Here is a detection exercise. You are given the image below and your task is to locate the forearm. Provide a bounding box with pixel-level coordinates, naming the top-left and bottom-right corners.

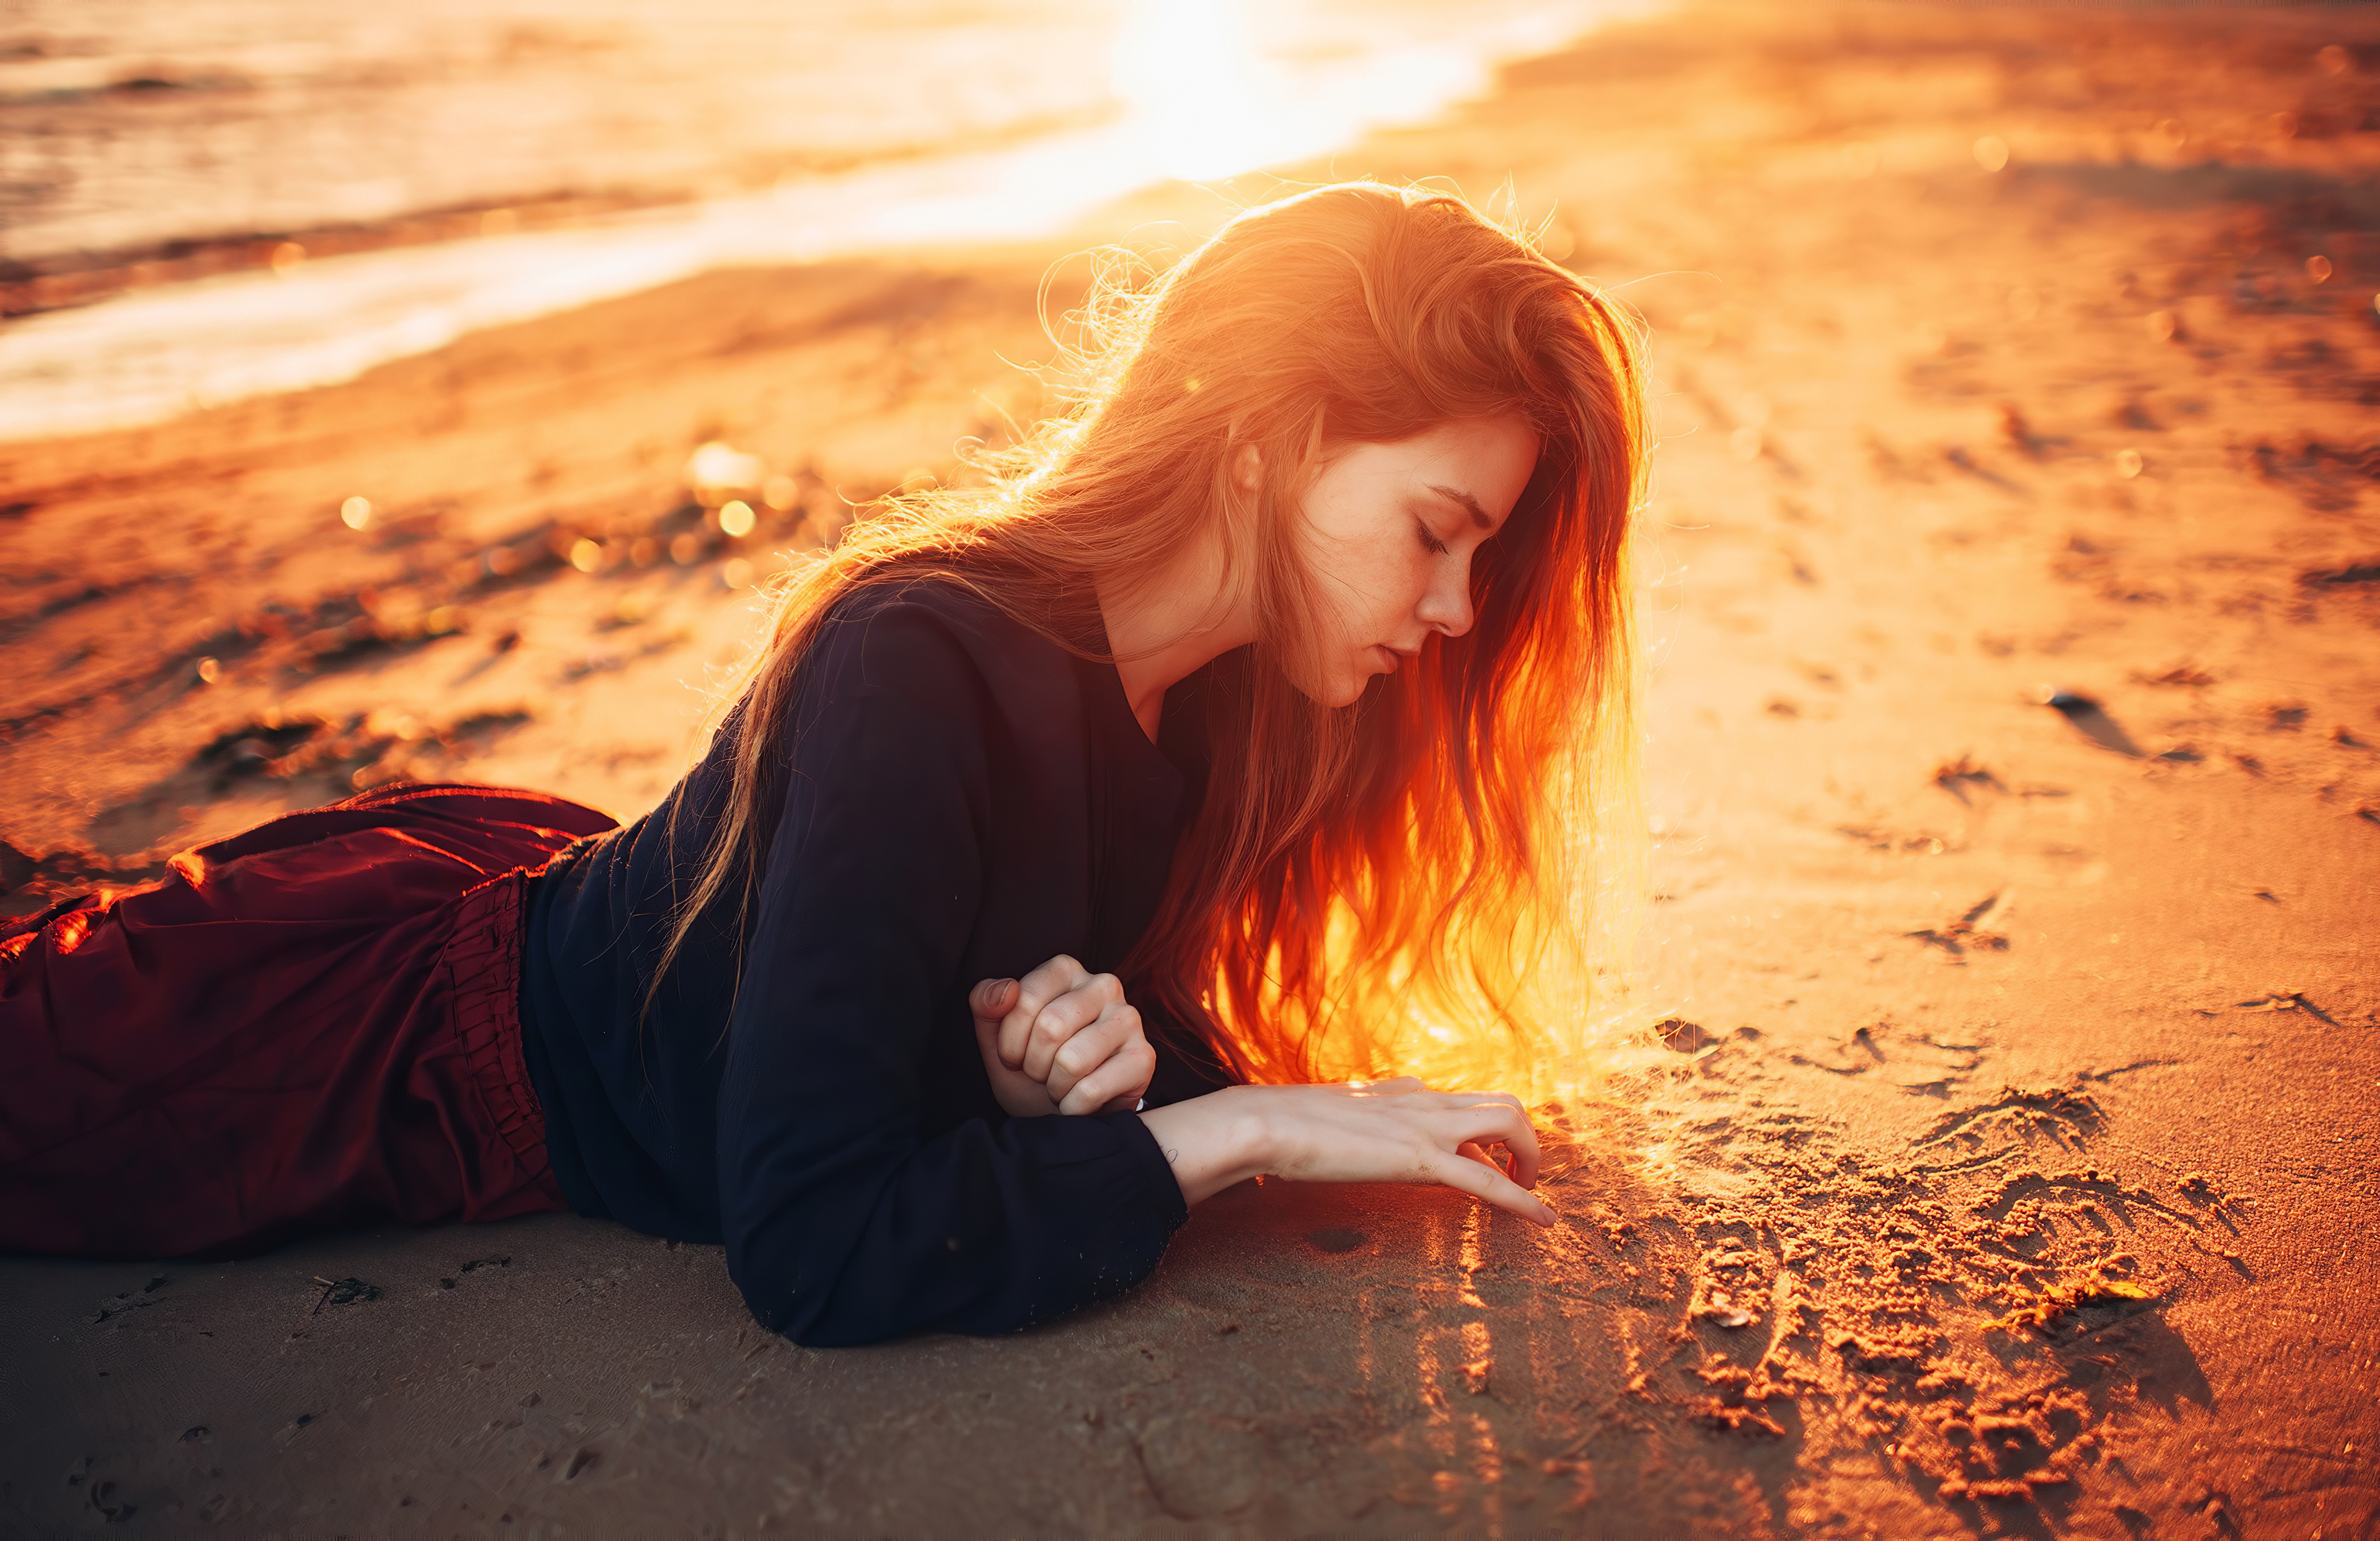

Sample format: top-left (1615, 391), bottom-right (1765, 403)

top-left (725, 1110), bottom-right (1186, 1345)
top-left (1136, 1087), bottom-right (1275, 1205)
top-left (1136, 1079), bottom-right (1558, 1227)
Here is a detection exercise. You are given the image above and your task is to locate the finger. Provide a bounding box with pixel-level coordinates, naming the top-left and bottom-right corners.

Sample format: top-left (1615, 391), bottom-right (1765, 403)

top-left (998, 955), bottom-right (1090, 1069)
top-left (996, 960), bottom-right (1062, 1069)
top-left (1046, 1005), bottom-right (1137, 1105)
top-left (1023, 991), bottom-right (1101, 1084)
top-left (1439, 1102), bottom-right (1543, 1188)
top-left (969, 977), bottom-right (1019, 1034)
top-left (1057, 1037), bottom-right (1156, 1117)
top-left (1456, 1139), bottom-right (1507, 1174)
top-left (971, 981), bottom-right (1017, 1076)
top-left (1058, 1036), bottom-right (1155, 1117)
top-left (1421, 1146), bottom-right (1556, 1227)
top-left (970, 997), bottom-right (1060, 1116)
top-left (1022, 973), bottom-right (1122, 1084)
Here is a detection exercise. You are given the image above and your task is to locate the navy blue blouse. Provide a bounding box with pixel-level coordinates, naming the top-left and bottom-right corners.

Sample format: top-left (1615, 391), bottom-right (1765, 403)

top-left (518, 576), bottom-right (1231, 1346)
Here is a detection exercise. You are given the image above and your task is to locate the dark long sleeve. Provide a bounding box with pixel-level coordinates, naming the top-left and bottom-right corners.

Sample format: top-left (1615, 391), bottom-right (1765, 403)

top-left (522, 579), bottom-right (1223, 1346)
top-left (715, 604), bottom-right (1186, 1344)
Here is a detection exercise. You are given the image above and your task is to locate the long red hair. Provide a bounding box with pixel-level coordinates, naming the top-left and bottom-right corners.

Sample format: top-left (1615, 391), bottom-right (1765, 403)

top-left (659, 182), bottom-right (1650, 1107)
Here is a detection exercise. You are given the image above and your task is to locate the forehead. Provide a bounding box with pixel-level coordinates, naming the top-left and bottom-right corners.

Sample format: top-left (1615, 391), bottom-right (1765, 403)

top-left (1369, 415), bottom-right (1541, 521)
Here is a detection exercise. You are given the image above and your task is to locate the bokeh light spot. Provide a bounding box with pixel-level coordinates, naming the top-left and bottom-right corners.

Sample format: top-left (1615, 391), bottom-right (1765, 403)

top-left (685, 441), bottom-right (764, 502)
top-left (340, 496), bottom-right (372, 530)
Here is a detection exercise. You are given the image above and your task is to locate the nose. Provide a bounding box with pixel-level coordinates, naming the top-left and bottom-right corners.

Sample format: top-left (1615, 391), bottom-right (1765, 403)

top-left (1415, 558), bottom-right (1476, 639)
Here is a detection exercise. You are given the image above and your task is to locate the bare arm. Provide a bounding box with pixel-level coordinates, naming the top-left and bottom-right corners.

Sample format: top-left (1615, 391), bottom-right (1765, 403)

top-left (1136, 1078), bottom-right (1557, 1226)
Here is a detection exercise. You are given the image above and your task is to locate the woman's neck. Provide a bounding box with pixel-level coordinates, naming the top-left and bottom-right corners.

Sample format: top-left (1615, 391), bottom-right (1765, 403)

top-left (1093, 530), bottom-right (1255, 743)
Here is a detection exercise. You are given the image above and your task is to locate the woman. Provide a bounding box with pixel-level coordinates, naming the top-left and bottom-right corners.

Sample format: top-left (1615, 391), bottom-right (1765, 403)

top-left (1, 183), bottom-right (1647, 1346)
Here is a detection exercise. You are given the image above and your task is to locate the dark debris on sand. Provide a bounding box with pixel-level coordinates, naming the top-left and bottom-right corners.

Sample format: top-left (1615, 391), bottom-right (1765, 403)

top-left (310, 1276), bottom-right (382, 1314)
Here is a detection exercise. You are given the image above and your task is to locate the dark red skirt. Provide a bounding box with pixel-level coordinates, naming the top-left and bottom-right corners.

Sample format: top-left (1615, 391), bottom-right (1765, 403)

top-left (0, 783), bottom-right (618, 1260)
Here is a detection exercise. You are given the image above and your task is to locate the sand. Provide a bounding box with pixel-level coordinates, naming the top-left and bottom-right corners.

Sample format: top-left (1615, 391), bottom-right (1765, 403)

top-left (4, 3), bottom-right (2379, 1534)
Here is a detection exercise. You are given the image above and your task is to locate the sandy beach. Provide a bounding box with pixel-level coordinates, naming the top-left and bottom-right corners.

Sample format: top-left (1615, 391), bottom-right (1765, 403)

top-left (4, 2), bottom-right (2378, 1534)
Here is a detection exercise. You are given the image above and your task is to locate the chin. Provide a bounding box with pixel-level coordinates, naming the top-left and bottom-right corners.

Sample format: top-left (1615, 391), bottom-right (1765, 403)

top-left (1279, 644), bottom-right (1381, 710)
top-left (1284, 667), bottom-right (1367, 710)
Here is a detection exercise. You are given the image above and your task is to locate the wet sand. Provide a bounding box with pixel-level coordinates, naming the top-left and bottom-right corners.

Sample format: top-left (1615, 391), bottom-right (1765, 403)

top-left (4, 4), bottom-right (2379, 1534)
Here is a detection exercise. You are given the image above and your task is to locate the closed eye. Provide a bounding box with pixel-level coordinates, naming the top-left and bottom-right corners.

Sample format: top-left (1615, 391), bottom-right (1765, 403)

top-left (1416, 519), bottom-right (1452, 557)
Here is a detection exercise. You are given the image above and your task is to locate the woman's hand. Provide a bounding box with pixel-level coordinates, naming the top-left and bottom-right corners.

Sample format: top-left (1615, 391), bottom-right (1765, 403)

top-left (969, 955), bottom-right (1155, 1118)
top-left (1136, 1079), bottom-right (1555, 1227)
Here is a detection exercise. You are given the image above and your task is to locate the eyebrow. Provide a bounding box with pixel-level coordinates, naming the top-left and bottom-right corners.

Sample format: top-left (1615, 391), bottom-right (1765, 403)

top-left (1426, 483), bottom-right (1494, 530)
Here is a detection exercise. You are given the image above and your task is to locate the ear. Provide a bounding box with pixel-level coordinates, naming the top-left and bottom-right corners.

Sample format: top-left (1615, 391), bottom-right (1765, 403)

top-left (1230, 442), bottom-right (1263, 495)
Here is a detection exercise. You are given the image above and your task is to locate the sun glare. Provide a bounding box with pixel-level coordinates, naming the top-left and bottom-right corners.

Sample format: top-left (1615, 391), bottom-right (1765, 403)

top-left (1111, 0), bottom-right (1281, 180)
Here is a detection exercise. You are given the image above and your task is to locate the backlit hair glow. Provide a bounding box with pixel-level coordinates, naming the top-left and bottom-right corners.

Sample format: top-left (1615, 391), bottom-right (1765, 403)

top-left (658, 182), bottom-right (1652, 1112)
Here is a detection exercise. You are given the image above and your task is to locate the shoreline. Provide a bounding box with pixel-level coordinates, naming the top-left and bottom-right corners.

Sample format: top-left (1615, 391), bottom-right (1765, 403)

top-left (0, 107), bottom-right (1122, 322)
top-left (0, 2), bottom-right (1659, 445)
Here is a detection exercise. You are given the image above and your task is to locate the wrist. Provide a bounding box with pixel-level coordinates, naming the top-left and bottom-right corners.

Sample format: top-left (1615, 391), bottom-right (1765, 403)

top-left (1216, 1084), bottom-right (1277, 1182)
top-left (1137, 1085), bottom-right (1274, 1206)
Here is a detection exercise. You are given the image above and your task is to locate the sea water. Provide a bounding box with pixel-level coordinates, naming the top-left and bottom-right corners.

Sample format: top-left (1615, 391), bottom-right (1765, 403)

top-left (0, 0), bottom-right (1658, 441)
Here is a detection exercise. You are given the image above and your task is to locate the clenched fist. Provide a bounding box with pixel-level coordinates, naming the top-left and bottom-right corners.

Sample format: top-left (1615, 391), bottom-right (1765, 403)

top-left (970, 954), bottom-right (1155, 1118)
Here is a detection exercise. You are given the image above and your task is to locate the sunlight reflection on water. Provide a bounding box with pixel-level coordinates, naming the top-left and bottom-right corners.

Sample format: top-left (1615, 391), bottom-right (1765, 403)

top-left (0, 0), bottom-right (1663, 442)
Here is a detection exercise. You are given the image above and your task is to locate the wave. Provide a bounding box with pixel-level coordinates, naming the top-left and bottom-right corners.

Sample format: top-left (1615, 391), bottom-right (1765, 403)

top-left (0, 0), bottom-right (1664, 443)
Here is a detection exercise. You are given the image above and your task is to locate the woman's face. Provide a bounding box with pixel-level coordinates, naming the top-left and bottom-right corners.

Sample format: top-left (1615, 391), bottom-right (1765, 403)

top-left (1282, 414), bottom-right (1541, 708)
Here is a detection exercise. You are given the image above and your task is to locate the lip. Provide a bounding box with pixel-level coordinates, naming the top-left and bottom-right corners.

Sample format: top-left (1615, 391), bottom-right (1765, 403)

top-left (1372, 645), bottom-right (1399, 673)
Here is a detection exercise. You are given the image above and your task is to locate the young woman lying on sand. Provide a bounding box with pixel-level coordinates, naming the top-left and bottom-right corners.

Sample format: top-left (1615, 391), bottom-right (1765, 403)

top-left (1, 183), bottom-right (1647, 1346)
